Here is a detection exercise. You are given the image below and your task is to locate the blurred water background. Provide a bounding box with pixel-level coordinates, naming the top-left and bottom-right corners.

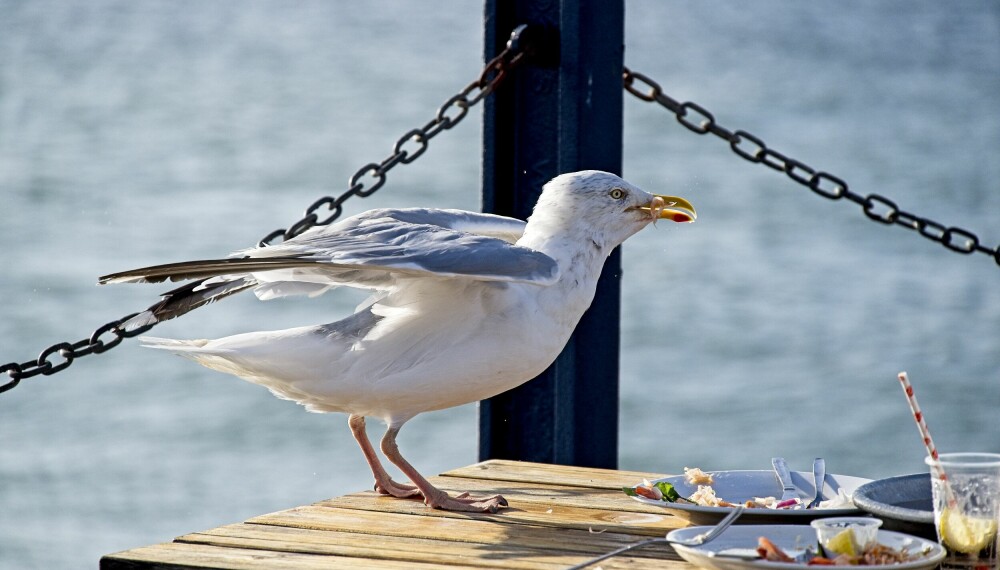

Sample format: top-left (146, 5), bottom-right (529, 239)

top-left (1, 1), bottom-right (998, 568)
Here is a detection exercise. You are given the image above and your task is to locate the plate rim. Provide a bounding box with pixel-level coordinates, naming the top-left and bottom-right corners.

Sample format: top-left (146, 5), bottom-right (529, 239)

top-left (851, 472), bottom-right (933, 524)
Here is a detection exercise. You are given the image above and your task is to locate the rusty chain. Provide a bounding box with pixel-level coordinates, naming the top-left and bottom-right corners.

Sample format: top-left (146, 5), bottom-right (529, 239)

top-left (0, 26), bottom-right (531, 395)
top-left (623, 66), bottom-right (1000, 266)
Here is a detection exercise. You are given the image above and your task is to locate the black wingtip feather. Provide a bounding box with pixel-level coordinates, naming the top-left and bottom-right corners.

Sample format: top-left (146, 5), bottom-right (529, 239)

top-left (126, 277), bottom-right (257, 327)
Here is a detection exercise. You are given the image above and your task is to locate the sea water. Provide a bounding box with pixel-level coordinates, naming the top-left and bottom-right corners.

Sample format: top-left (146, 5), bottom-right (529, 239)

top-left (1, 1), bottom-right (999, 568)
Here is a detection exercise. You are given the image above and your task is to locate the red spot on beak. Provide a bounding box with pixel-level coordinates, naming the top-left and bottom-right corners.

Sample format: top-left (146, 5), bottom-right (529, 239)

top-left (671, 213), bottom-right (692, 223)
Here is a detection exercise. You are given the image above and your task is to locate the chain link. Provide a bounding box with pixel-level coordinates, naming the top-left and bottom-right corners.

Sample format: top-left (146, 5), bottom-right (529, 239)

top-left (0, 315), bottom-right (154, 395)
top-left (1, 26), bottom-right (533, 395)
top-left (623, 66), bottom-right (1000, 267)
top-left (260, 31), bottom-right (528, 246)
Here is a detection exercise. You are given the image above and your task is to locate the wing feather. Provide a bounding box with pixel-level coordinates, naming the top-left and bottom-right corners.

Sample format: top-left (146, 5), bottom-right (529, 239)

top-left (100, 208), bottom-right (557, 327)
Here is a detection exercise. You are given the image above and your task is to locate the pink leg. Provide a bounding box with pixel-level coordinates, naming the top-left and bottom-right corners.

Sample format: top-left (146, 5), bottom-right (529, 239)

top-left (379, 424), bottom-right (508, 513)
top-left (348, 415), bottom-right (421, 499)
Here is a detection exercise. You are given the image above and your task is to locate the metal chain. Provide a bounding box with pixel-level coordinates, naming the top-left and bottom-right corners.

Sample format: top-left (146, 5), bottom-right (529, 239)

top-left (259, 29), bottom-right (529, 246)
top-left (0, 314), bottom-right (156, 395)
top-left (0, 26), bottom-right (532, 396)
top-left (622, 66), bottom-right (1000, 267)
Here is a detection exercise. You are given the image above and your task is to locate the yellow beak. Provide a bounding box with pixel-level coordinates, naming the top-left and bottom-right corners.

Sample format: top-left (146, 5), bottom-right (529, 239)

top-left (642, 195), bottom-right (697, 223)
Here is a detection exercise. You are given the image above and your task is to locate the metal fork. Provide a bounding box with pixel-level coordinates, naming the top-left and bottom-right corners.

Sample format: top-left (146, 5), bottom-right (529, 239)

top-left (807, 458), bottom-right (826, 509)
top-left (565, 505), bottom-right (746, 570)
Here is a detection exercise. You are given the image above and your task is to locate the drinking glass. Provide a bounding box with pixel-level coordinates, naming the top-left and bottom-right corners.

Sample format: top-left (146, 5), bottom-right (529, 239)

top-left (926, 453), bottom-right (1000, 570)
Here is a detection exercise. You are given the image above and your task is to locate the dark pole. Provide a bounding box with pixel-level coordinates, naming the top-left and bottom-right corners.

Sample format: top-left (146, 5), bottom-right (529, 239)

top-left (479, 0), bottom-right (624, 468)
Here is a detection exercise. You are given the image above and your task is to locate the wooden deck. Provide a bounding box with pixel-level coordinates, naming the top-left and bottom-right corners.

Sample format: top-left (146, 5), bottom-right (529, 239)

top-left (101, 459), bottom-right (694, 569)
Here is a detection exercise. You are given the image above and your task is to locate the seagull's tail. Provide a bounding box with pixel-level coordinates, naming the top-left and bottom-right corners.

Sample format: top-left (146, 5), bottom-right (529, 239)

top-left (138, 336), bottom-right (250, 378)
top-left (139, 336), bottom-right (211, 352)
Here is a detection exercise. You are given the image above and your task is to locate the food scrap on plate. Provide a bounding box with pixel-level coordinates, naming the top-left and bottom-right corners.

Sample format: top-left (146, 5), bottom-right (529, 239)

top-left (625, 467), bottom-right (853, 510)
top-left (756, 534), bottom-right (929, 566)
top-left (685, 466), bottom-right (715, 485)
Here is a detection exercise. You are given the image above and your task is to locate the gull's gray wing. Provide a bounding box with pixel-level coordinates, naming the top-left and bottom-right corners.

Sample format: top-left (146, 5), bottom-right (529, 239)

top-left (100, 208), bottom-right (557, 291)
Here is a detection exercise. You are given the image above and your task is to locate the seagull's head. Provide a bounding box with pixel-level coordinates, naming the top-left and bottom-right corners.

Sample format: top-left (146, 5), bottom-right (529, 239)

top-left (528, 170), bottom-right (696, 251)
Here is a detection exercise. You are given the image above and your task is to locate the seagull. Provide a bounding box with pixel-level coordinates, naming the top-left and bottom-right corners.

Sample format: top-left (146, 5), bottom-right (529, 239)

top-left (99, 170), bottom-right (696, 513)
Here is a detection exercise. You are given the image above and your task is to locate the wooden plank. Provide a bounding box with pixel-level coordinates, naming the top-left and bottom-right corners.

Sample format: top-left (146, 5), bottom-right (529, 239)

top-left (106, 523), bottom-right (685, 570)
top-left (443, 459), bottom-right (669, 489)
top-left (176, 524), bottom-right (568, 570)
top-left (176, 523), bottom-right (687, 570)
top-left (249, 505), bottom-right (678, 555)
top-left (317, 491), bottom-right (682, 537)
top-left (319, 479), bottom-right (672, 516)
top-left (178, 523), bottom-right (686, 570)
top-left (100, 541), bottom-right (480, 570)
top-left (433, 474), bottom-right (675, 514)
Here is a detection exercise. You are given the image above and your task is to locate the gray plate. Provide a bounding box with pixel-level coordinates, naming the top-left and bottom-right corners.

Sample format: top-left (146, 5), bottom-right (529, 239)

top-left (668, 524), bottom-right (944, 570)
top-left (630, 470), bottom-right (870, 525)
top-left (851, 473), bottom-right (935, 539)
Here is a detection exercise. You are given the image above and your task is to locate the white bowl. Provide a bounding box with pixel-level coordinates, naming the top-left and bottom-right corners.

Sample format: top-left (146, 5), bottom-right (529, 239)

top-left (811, 516), bottom-right (883, 553)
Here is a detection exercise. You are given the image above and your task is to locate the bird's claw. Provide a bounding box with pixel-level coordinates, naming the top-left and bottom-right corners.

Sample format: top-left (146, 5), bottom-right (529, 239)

top-left (426, 491), bottom-right (508, 513)
top-left (373, 479), bottom-right (422, 499)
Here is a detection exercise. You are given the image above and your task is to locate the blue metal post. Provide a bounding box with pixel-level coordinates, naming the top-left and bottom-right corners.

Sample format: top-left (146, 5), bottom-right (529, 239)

top-left (479, 0), bottom-right (624, 468)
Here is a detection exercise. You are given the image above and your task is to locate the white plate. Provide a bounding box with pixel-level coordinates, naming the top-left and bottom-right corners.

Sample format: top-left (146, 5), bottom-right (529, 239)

top-left (668, 524), bottom-right (945, 570)
top-left (631, 470), bottom-right (871, 524)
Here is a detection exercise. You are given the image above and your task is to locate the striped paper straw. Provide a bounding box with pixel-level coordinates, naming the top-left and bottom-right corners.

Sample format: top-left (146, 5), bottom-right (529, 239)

top-left (897, 371), bottom-right (956, 507)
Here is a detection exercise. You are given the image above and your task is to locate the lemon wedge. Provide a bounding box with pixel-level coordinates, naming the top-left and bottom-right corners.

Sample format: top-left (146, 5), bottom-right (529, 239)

top-left (825, 528), bottom-right (858, 556)
top-left (939, 509), bottom-right (998, 554)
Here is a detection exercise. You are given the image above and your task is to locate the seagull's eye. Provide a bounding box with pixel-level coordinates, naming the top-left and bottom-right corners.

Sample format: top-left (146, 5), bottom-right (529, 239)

top-left (609, 188), bottom-right (626, 200)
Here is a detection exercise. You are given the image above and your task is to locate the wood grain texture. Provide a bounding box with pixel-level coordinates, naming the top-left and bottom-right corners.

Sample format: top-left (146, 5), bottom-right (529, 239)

top-left (441, 459), bottom-right (670, 489)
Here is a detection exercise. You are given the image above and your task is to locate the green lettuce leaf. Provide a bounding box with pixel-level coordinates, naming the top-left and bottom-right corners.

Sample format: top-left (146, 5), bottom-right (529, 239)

top-left (623, 481), bottom-right (684, 502)
top-left (655, 481), bottom-right (682, 502)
